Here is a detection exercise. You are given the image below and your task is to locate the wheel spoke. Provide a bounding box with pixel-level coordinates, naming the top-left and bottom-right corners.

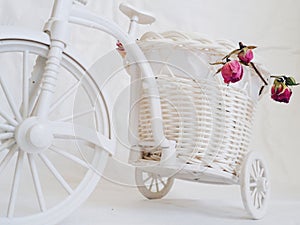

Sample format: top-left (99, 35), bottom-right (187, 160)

top-left (257, 192), bottom-right (262, 208)
top-left (148, 176), bottom-right (154, 191)
top-left (251, 187), bottom-right (257, 197)
top-left (0, 124), bottom-right (15, 132)
top-left (0, 145), bottom-right (18, 175)
top-left (259, 167), bottom-right (264, 177)
top-left (253, 191), bottom-right (258, 208)
top-left (49, 145), bottom-right (89, 169)
top-left (249, 168), bottom-right (256, 180)
top-left (143, 175), bottom-right (152, 184)
top-left (157, 175), bottom-right (166, 186)
top-left (7, 150), bottom-right (25, 217)
top-left (0, 139), bottom-right (16, 152)
top-left (0, 132), bottom-right (14, 141)
top-left (0, 76), bottom-right (23, 122)
top-left (28, 154), bottom-right (47, 212)
top-left (49, 82), bottom-right (80, 114)
top-left (252, 162), bottom-right (258, 178)
top-left (57, 108), bottom-right (95, 122)
top-left (22, 51), bottom-right (30, 118)
top-left (0, 109), bottom-right (18, 126)
top-left (249, 182), bottom-right (256, 187)
top-left (27, 56), bottom-right (46, 116)
top-left (155, 178), bottom-right (159, 192)
top-left (256, 160), bottom-right (261, 177)
top-left (39, 153), bottom-right (73, 194)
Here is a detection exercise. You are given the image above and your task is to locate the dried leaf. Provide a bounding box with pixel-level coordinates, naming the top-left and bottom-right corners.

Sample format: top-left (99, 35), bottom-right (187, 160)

top-left (222, 49), bottom-right (240, 60)
top-left (247, 46), bottom-right (257, 49)
top-left (209, 62), bottom-right (225, 65)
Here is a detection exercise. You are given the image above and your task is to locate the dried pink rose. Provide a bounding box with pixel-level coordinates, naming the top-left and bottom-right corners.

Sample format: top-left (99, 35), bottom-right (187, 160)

top-left (271, 82), bottom-right (292, 103)
top-left (221, 60), bottom-right (244, 84)
top-left (238, 48), bottom-right (254, 64)
top-left (116, 41), bottom-right (126, 58)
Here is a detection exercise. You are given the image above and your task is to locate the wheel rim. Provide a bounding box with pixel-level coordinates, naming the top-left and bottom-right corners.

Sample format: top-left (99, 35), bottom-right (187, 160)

top-left (240, 152), bottom-right (270, 219)
top-left (0, 40), bottom-right (109, 224)
top-left (135, 168), bottom-right (174, 199)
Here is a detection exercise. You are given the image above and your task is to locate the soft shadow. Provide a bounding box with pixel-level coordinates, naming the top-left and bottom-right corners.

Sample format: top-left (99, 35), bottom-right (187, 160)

top-left (138, 198), bottom-right (250, 220)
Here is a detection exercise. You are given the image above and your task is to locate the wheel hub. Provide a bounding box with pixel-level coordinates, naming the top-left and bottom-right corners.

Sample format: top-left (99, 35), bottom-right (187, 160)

top-left (15, 117), bottom-right (53, 153)
top-left (256, 177), bottom-right (267, 193)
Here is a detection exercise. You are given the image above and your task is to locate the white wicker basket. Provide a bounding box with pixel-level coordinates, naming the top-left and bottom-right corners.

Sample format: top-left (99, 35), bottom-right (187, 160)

top-left (134, 31), bottom-right (269, 177)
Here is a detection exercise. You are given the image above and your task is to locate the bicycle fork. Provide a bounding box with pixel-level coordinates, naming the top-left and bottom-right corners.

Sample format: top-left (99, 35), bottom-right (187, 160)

top-left (34, 0), bottom-right (73, 118)
top-left (14, 0), bottom-right (73, 154)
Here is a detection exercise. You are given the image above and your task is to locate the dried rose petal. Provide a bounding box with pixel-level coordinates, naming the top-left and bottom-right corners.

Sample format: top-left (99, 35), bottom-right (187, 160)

top-left (238, 48), bottom-right (254, 64)
top-left (221, 60), bottom-right (244, 84)
top-left (271, 83), bottom-right (292, 103)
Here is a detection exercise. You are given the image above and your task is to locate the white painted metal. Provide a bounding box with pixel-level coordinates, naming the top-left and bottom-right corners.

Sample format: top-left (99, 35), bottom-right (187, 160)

top-left (49, 82), bottom-right (80, 113)
top-left (0, 109), bottom-right (18, 126)
top-left (69, 5), bottom-right (172, 149)
top-left (15, 117), bottom-right (53, 153)
top-left (240, 151), bottom-right (270, 219)
top-left (0, 145), bottom-right (18, 174)
top-left (36, 0), bottom-right (73, 118)
top-left (51, 122), bottom-right (115, 156)
top-left (119, 2), bottom-right (156, 25)
top-left (0, 133), bottom-right (14, 140)
top-left (7, 150), bottom-right (25, 218)
top-left (0, 139), bottom-right (15, 152)
top-left (0, 124), bottom-right (15, 132)
top-left (0, 76), bottom-right (23, 123)
top-left (135, 168), bottom-right (174, 199)
top-left (28, 154), bottom-right (47, 212)
top-left (22, 51), bottom-right (30, 118)
top-left (119, 2), bottom-right (156, 37)
top-left (0, 38), bottom-right (110, 225)
top-left (35, 40), bottom-right (67, 118)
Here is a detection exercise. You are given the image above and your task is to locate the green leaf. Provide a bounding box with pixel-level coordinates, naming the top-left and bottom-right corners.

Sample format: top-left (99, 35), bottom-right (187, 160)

top-left (285, 76), bottom-right (299, 86)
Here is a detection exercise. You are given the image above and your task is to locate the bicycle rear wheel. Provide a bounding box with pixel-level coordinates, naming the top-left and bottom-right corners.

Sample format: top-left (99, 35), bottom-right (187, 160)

top-left (0, 38), bottom-right (110, 225)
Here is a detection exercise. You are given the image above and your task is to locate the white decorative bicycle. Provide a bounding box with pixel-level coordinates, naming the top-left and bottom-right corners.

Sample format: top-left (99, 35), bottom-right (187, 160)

top-left (0, 1), bottom-right (270, 224)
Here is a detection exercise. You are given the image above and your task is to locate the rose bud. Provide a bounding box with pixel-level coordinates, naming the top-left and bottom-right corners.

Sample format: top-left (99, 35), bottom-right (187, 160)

top-left (271, 79), bottom-right (292, 103)
top-left (221, 60), bottom-right (244, 84)
top-left (238, 48), bottom-right (254, 64)
top-left (116, 41), bottom-right (126, 58)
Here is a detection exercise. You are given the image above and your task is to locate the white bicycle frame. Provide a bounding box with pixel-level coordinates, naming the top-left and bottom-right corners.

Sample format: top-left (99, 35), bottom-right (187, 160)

top-left (36, 0), bottom-right (172, 155)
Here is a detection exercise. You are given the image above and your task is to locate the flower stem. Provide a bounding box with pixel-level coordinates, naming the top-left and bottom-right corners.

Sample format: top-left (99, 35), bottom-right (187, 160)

top-left (249, 62), bottom-right (268, 85)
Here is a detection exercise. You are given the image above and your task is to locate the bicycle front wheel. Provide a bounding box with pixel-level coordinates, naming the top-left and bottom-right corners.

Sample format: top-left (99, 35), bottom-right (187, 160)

top-left (0, 38), bottom-right (110, 225)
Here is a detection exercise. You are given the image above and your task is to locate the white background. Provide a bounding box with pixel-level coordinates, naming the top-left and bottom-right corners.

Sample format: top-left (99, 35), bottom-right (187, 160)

top-left (0, 0), bottom-right (300, 224)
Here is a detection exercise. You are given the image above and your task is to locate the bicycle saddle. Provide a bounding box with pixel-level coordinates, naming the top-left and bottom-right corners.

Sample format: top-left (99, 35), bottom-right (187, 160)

top-left (119, 2), bottom-right (156, 25)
